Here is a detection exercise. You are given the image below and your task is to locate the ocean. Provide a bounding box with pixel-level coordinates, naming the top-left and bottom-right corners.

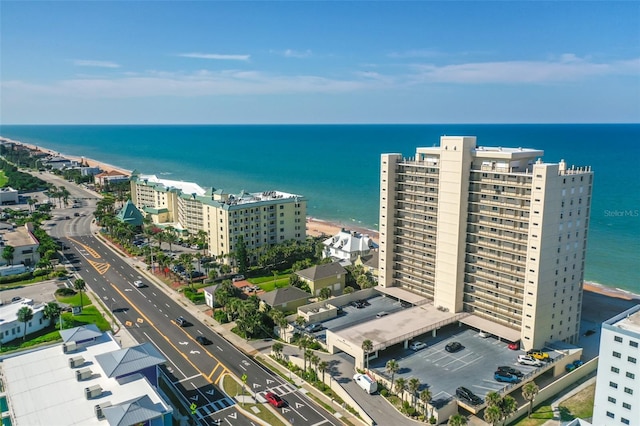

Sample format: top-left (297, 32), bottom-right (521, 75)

top-left (0, 124), bottom-right (638, 294)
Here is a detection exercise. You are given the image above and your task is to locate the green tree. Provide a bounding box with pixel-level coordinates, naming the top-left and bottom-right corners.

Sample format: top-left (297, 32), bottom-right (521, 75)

top-left (43, 301), bottom-right (62, 329)
top-left (395, 377), bottom-right (407, 402)
top-left (385, 359), bottom-right (399, 392)
top-left (362, 339), bottom-right (373, 371)
top-left (343, 286), bottom-right (355, 295)
top-left (318, 360), bottom-right (328, 383)
top-left (2, 245), bottom-right (15, 265)
top-left (17, 306), bottom-right (34, 340)
top-left (448, 414), bottom-right (468, 426)
top-left (319, 287), bottom-right (332, 300)
top-left (234, 235), bottom-right (248, 274)
top-left (484, 405), bottom-right (502, 426)
top-left (271, 342), bottom-right (284, 360)
top-left (419, 388), bottom-right (433, 418)
top-left (522, 381), bottom-right (540, 418)
top-left (74, 278), bottom-right (87, 311)
top-left (297, 335), bottom-right (311, 371)
top-left (500, 396), bottom-right (517, 425)
top-left (408, 377), bottom-right (421, 407)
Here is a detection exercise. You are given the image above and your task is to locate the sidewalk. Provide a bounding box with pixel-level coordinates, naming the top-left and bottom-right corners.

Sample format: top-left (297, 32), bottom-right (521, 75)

top-left (92, 230), bottom-right (366, 426)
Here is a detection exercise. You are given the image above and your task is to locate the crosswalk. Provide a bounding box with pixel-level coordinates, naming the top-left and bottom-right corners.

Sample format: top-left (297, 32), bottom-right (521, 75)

top-left (196, 397), bottom-right (235, 418)
top-left (257, 382), bottom-right (297, 398)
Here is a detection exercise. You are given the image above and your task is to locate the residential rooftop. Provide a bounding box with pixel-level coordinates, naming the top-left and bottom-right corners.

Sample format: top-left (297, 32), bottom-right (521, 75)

top-left (136, 174), bottom-right (207, 196)
top-left (607, 304), bottom-right (640, 334)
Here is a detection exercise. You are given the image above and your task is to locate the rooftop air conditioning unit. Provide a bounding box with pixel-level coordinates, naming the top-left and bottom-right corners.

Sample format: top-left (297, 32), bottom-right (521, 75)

top-left (63, 341), bottom-right (77, 353)
top-left (94, 401), bottom-right (112, 419)
top-left (85, 384), bottom-right (102, 400)
top-left (76, 367), bottom-right (92, 381)
top-left (69, 356), bottom-right (85, 368)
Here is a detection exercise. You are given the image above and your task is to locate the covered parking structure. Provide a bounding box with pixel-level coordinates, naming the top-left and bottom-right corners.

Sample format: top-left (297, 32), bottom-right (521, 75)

top-left (459, 314), bottom-right (522, 344)
top-left (325, 301), bottom-right (470, 369)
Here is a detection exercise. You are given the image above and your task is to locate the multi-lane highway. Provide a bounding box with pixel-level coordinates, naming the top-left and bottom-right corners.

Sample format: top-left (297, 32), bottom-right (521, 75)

top-left (41, 175), bottom-right (339, 426)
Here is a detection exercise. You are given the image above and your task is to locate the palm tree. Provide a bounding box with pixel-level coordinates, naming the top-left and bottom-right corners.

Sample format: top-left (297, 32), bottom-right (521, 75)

top-left (295, 315), bottom-right (306, 331)
top-left (310, 354), bottom-right (320, 376)
top-left (2, 245), bottom-right (15, 265)
top-left (484, 405), bottom-right (502, 426)
top-left (522, 381), bottom-right (540, 418)
top-left (165, 231), bottom-right (178, 253)
top-left (419, 388), bottom-right (433, 419)
top-left (17, 306), bottom-right (34, 340)
top-left (485, 391), bottom-right (502, 408)
top-left (318, 360), bottom-right (328, 383)
top-left (500, 395), bottom-right (517, 425)
top-left (297, 335), bottom-right (310, 371)
top-left (362, 339), bottom-right (373, 371)
top-left (408, 377), bottom-right (420, 407)
top-left (271, 342), bottom-right (284, 360)
top-left (448, 414), bottom-right (468, 426)
top-left (74, 278), bottom-right (86, 311)
top-left (43, 301), bottom-right (62, 329)
top-left (385, 359), bottom-right (399, 392)
top-left (395, 377), bottom-right (407, 403)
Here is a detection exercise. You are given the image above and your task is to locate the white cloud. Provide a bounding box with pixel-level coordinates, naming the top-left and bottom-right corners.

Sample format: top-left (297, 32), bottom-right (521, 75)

top-left (406, 56), bottom-right (640, 84)
top-left (178, 53), bottom-right (250, 61)
top-left (73, 60), bottom-right (120, 68)
top-left (283, 49), bottom-right (312, 58)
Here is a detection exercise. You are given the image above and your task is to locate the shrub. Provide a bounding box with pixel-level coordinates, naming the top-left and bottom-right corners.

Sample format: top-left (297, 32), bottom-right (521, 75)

top-left (33, 269), bottom-right (49, 277)
top-left (213, 310), bottom-right (228, 324)
top-left (0, 271), bottom-right (33, 284)
top-left (55, 288), bottom-right (76, 297)
top-left (380, 389), bottom-right (389, 397)
top-left (429, 416), bottom-right (437, 424)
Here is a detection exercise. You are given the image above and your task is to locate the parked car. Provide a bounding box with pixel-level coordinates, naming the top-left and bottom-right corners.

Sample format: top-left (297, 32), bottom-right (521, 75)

top-left (175, 316), bottom-right (190, 327)
top-left (445, 341), bottom-right (463, 353)
top-left (572, 359), bottom-right (584, 368)
top-left (351, 301), bottom-right (365, 309)
top-left (508, 341), bottom-right (520, 350)
top-left (518, 355), bottom-right (543, 367)
top-left (376, 311), bottom-right (388, 318)
top-left (196, 336), bottom-right (212, 345)
top-left (527, 349), bottom-right (550, 361)
top-left (497, 366), bottom-right (524, 377)
top-left (265, 392), bottom-right (285, 408)
top-left (400, 301), bottom-right (412, 308)
top-left (305, 323), bottom-right (323, 333)
top-left (232, 275), bottom-right (245, 282)
top-left (494, 371), bottom-right (521, 383)
top-left (566, 359), bottom-right (583, 372)
top-left (409, 341), bottom-right (427, 351)
top-left (456, 387), bottom-right (483, 405)
top-left (478, 331), bottom-right (491, 338)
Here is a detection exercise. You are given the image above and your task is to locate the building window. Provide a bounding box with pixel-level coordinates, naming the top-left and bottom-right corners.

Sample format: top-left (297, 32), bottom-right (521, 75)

top-left (610, 382), bottom-right (618, 389)
top-left (611, 367), bottom-right (620, 374)
top-left (621, 418), bottom-right (629, 425)
top-left (630, 341), bottom-right (638, 348)
top-left (608, 396), bottom-right (616, 403)
top-left (606, 411), bottom-right (614, 418)
top-left (613, 351), bottom-right (621, 358)
top-left (615, 336), bottom-right (623, 343)
top-left (626, 372), bottom-right (635, 379)
top-left (622, 402), bottom-right (631, 410)
top-left (624, 387), bottom-right (633, 395)
top-left (628, 356), bottom-right (637, 364)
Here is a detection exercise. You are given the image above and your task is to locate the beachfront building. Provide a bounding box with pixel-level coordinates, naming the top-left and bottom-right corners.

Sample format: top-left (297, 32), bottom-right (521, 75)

top-left (130, 173), bottom-right (307, 263)
top-left (295, 262), bottom-right (347, 297)
top-left (379, 136), bottom-right (593, 350)
top-left (0, 187), bottom-right (19, 205)
top-left (322, 228), bottom-right (379, 264)
top-left (0, 324), bottom-right (173, 426)
top-left (592, 305), bottom-right (640, 426)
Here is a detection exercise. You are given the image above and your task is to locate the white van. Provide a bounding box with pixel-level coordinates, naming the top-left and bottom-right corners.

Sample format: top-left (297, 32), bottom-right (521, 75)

top-left (353, 373), bottom-right (377, 394)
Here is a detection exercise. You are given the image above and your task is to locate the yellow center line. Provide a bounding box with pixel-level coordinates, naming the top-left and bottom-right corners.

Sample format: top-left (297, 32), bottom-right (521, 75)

top-left (109, 283), bottom-right (232, 385)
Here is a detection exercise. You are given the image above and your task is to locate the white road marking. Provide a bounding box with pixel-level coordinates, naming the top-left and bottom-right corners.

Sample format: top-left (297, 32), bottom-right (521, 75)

top-left (143, 332), bottom-right (187, 378)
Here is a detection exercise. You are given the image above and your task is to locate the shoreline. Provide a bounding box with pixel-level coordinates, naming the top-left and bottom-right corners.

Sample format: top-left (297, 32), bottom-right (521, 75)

top-left (4, 136), bottom-right (640, 303)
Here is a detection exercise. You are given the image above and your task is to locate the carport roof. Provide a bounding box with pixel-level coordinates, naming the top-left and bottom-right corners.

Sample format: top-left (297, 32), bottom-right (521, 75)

top-left (459, 314), bottom-right (521, 342)
top-left (375, 286), bottom-right (428, 305)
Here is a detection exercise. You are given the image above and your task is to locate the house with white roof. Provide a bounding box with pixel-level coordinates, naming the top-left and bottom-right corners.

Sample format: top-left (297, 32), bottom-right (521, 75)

top-left (322, 229), bottom-right (378, 263)
top-left (0, 298), bottom-right (50, 344)
top-left (0, 324), bottom-right (173, 426)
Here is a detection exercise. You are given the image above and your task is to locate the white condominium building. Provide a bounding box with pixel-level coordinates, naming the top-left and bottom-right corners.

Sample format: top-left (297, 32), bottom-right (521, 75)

top-left (593, 305), bottom-right (640, 426)
top-left (130, 173), bottom-right (307, 261)
top-left (379, 136), bottom-right (593, 349)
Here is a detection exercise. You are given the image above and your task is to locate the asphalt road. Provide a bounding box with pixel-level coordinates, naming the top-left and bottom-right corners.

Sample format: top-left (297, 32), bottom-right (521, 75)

top-left (37, 173), bottom-right (338, 426)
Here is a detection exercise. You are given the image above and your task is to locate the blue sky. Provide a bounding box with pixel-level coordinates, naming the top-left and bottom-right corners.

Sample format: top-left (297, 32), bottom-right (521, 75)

top-left (1, 1), bottom-right (638, 124)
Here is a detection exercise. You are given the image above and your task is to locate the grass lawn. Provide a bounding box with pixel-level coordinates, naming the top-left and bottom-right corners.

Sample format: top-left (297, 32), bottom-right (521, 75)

top-left (56, 292), bottom-right (91, 307)
top-left (512, 403), bottom-right (555, 426)
top-left (558, 384), bottom-right (595, 421)
top-left (222, 375), bottom-right (286, 426)
top-left (0, 170), bottom-right (8, 187)
top-left (63, 305), bottom-right (111, 331)
top-left (249, 272), bottom-right (290, 285)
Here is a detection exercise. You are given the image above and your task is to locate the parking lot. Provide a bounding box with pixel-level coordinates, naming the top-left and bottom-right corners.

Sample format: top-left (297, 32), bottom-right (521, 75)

top-left (306, 295), bottom-right (406, 342)
top-left (368, 325), bottom-right (556, 406)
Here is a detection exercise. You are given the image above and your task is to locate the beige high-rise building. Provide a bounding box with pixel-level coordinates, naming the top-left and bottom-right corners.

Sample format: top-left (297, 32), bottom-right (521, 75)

top-left (379, 136), bottom-right (593, 350)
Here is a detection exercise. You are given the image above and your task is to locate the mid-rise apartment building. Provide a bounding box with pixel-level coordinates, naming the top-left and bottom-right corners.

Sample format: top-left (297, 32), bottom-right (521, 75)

top-left (379, 136), bottom-right (593, 349)
top-left (593, 305), bottom-right (640, 426)
top-left (130, 173), bottom-right (306, 262)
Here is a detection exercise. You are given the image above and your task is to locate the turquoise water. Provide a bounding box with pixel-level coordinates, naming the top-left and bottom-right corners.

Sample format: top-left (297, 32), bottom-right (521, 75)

top-left (1, 124), bottom-right (638, 293)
